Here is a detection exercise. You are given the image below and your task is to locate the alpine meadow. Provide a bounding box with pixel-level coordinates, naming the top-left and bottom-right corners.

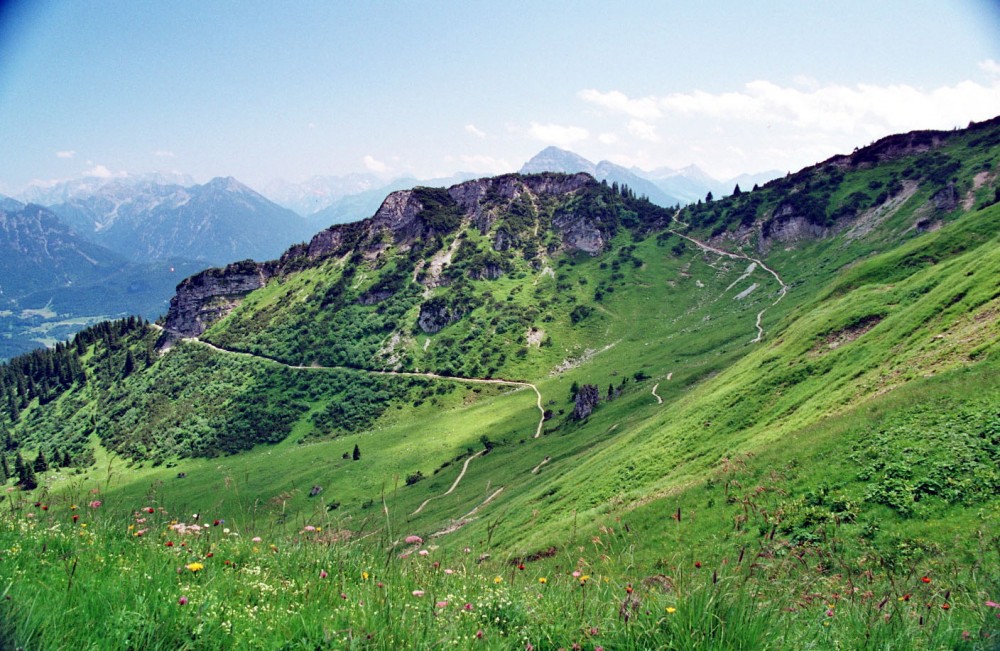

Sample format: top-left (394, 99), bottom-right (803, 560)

top-left (1, 114), bottom-right (999, 650)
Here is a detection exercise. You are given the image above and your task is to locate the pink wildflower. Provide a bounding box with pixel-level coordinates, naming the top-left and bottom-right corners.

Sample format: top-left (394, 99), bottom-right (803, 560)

top-left (418, 549), bottom-right (429, 556)
top-left (405, 535), bottom-right (423, 544)
top-left (435, 600), bottom-right (449, 608)
top-left (251, 536), bottom-right (262, 543)
top-left (412, 590), bottom-right (425, 597)
top-left (88, 500), bottom-right (102, 509)
top-left (178, 596), bottom-right (188, 606)
top-left (319, 569), bottom-right (328, 579)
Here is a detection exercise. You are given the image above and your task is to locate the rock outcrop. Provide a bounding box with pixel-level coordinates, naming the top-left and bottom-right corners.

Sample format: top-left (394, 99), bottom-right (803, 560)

top-left (162, 260), bottom-right (270, 337)
top-left (160, 172), bottom-right (610, 340)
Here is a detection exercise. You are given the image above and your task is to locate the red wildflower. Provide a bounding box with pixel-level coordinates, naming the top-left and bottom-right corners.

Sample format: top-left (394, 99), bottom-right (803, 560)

top-left (518, 563), bottom-right (525, 571)
top-left (178, 596), bottom-right (188, 606)
top-left (694, 561), bottom-right (702, 569)
top-left (921, 576), bottom-right (931, 583)
top-left (942, 603), bottom-right (951, 610)
top-left (165, 541), bottom-right (174, 547)
top-left (72, 514), bottom-right (79, 523)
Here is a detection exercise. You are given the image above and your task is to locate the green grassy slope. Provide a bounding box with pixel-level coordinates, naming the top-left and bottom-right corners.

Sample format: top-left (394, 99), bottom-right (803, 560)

top-left (2, 120), bottom-right (998, 572)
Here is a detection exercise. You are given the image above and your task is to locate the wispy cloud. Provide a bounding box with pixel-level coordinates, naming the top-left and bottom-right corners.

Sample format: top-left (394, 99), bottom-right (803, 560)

top-left (626, 119), bottom-right (659, 142)
top-left (464, 124), bottom-right (486, 139)
top-left (980, 59), bottom-right (1000, 77)
top-left (527, 122), bottom-right (589, 148)
top-left (152, 150), bottom-right (175, 158)
top-left (613, 79), bottom-right (1000, 135)
top-left (55, 150), bottom-right (76, 159)
top-left (578, 89), bottom-right (662, 120)
top-left (363, 155), bottom-right (388, 173)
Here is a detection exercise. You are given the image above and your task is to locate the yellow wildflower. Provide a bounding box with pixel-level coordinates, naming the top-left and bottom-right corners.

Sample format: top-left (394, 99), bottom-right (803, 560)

top-left (186, 562), bottom-right (204, 572)
top-left (666, 607), bottom-right (677, 614)
top-left (362, 571), bottom-right (370, 581)
top-left (494, 576), bottom-right (503, 584)
top-left (538, 577), bottom-right (547, 584)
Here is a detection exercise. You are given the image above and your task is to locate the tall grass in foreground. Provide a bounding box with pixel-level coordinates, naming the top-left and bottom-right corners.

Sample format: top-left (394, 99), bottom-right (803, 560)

top-left (1, 483), bottom-right (998, 650)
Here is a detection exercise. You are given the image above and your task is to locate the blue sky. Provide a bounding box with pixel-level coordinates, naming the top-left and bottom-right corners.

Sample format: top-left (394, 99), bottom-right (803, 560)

top-left (1, 0), bottom-right (998, 194)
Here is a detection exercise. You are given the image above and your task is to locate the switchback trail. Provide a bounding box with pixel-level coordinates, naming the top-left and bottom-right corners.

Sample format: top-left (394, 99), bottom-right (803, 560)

top-left (411, 450), bottom-right (485, 515)
top-left (669, 212), bottom-right (789, 343)
top-left (170, 334), bottom-right (547, 439)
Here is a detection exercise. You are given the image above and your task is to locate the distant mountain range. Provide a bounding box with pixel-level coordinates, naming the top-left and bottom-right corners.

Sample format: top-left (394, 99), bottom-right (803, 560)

top-left (258, 151), bottom-right (782, 220)
top-left (0, 197), bottom-right (204, 359)
top-left (44, 176), bottom-right (311, 265)
top-left (520, 146), bottom-right (782, 206)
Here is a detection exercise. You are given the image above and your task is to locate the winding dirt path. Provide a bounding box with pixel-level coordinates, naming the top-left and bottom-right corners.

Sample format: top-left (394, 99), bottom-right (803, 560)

top-left (172, 335), bottom-right (547, 439)
top-left (411, 449), bottom-right (485, 515)
top-left (651, 382), bottom-right (663, 405)
top-left (530, 456), bottom-right (551, 474)
top-left (669, 212), bottom-right (789, 343)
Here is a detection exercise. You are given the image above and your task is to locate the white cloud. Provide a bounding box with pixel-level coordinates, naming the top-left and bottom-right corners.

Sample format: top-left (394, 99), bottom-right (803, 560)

top-left (152, 150), bottom-right (175, 158)
top-left (979, 59), bottom-right (1000, 77)
top-left (598, 132), bottom-right (620, 145)
top-left (627, 119), bottom-right (659, 142)
top-left (464, 123), bottom-right (486, 139)
top-left (656, 79), bottom-right (1000, 134)
top-left (56, 150), bottom-right (76, 159)
top-left (579, 89), bottom-right (662, 120)
top-left (83, 164), bottom-right (125, 179)
top-left (527, 122), bottom-right (589, 147)
top-left (363, 155), bottom-right (388, 173)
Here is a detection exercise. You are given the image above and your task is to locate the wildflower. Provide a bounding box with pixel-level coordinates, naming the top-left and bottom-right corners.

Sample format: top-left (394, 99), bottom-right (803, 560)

top-left (475, 629), bottom-right (484, 639)
top-left (694, 561), bottom-right (702, 569)
top-left (538, 577), bottom-right (547, 584)
top-left (41, 505), bottom-right (48, 511)
top-left (942, 603), bottom-right (951, 610)
top-left (666, 607), bottom-right (677, 614)
top-left (444, 569), bottom-right (454, 575)
top-left (269, 544), bottom-right (278, 553)
top-left (405, 535), bottom-right (423, 544)
top-left (185, 562), bottom-right (204, 573)
top-left (205, 552), bottom-right (213, 558)
top-left (340, 592), bottom-right (347, 600)
top-left (213, 519), bottom-right (222, 526)
top-left (165, 541), bottom-right (174, 547)
top-left (419, 550), bottom-right (429, 556)
top-left (436, 600), bottom-right (449, 608)
top-left (412, 590), bottom-right (425, 597)
top-left (921, 576), bottom-right (931, 583)
top-left (88, 500), bottom-right (102, 509)
top-left (320, 570), bottom-right (328, 579)
top-left (572, 571), bottom-right (581, 578)
top-left (826, 608), bottom-right (835, 617)
top-left (302, 525), bottom-right (316, 532)
top-left (251, 536), bottom-right (262, 543)
top-left (494, 576), bottom-right (503, 584)
top-left (899, 594), bottom-right (911, 602)
top-left (579, 575), bottom-right (590, 584)
top-left (463, 603), bottom-right (473, 611)
top-left (362, 571), bottom-right (369, 581)
top-left (70, 505), bottom-right (78, 510)
top-left (178, 596), bottom-right (188, 606)
top-left (145, 507), bottom-right (154, 513)
top-left (72, 514), bottom-right (79, 523)
top-left (626, 584), bottom-right (633, 594)
top-left (518, 563), bottom-right (525, 571)
top-left (987, 601), bottom-right (1000, 608)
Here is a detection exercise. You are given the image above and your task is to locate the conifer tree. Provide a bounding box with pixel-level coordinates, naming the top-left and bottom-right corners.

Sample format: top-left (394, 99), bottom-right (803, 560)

top-left (1, 455), bottom-right (8, 482)
top-left (352, 444), bottom-right (361, 461)
top-left (34, 450), bottom-right (48, 473)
